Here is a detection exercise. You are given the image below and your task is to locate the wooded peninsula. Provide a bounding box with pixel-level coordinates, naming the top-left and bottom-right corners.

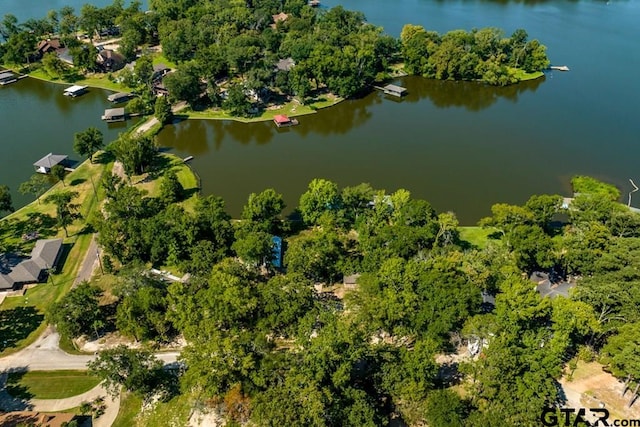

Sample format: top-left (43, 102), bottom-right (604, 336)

top-left (0, 0), bottom-right (549, 119)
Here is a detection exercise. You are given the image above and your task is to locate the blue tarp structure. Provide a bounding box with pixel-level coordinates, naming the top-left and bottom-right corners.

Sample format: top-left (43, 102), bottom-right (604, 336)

top-left (271, 236), bottom-right (283, 268)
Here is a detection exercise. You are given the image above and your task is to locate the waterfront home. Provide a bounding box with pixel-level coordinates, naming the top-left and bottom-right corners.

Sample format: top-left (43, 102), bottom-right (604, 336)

top-left (273, 114), bottom-right (299, 127)
top-left (97, 48), bottom-right (125, 72)
top-left (102, 107), bottom-right (126, 122)
top-left (107, 92), bottom-right (134, 103)
top-left (33, 153), bottom-right (69, 174)
top-left (0, 238), bottom-right (63, 291)
top-left (63, 85), bottom-right (88, 97)
top-left (35, 38), bottom-right (63, 58)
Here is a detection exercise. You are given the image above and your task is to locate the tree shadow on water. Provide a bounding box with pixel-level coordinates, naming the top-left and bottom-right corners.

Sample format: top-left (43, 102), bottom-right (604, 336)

top-left (0, 307), bottom-right (44, 353)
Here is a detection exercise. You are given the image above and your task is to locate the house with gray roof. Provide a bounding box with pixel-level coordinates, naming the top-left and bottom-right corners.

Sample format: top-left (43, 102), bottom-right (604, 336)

top-left (0, 238), bottom-right (63, 291)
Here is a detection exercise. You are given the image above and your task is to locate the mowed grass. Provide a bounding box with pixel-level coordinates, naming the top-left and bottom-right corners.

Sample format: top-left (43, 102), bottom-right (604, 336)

top-left (129, 153), bottom-right (200, 211)
top-left (6, 370), bottom-right (101, 399)
top-left (458, 226), bottom-right (499, 249)
top-left (112, 392), bottom-right (142, 427)
top-left (0, 159), bottom-right (108, 356)
top-left (184, 93), bottom-right (342, 123)
top-left (27, 68), bottom-right (129, 92)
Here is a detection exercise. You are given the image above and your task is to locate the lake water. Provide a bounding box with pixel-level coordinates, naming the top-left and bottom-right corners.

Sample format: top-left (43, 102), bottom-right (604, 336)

top-left (2, 0), bottom-right (640, 223)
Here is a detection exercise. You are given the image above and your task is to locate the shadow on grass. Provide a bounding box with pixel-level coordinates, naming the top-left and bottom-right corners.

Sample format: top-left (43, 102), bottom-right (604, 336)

top-left (0, 307), bottom-right (44, 353)
top-left (0, 367), bottom-right (34, 412)
top-left (0, 213), bottom-right (57, 253)
top-left (94, 151), bottom-right (115, 165)
top-left (5, 370), bottom-right (34, 400)
top-left (69, 178), bottom-right (87, 186)
top-left (50, 243), bottom-right (75, 275)
top-left (182, 187), bottom-right (200, 199)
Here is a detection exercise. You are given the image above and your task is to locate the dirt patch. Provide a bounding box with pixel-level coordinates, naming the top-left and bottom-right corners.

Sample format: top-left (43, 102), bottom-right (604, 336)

top-left (559, 361), bottom-right (640, 422)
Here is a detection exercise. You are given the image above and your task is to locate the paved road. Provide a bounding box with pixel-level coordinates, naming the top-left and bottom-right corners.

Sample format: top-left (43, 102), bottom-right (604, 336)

top-left (134, 101), bottom-right (187, 136)
top-left (73, 233), bottom-right (99, 287)
top-left (0, 327), bottom-right (179, 372)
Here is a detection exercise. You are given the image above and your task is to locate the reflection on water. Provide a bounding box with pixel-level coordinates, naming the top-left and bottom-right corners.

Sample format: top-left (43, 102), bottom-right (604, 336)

top-left (403, 75), bottom-right (544, 111)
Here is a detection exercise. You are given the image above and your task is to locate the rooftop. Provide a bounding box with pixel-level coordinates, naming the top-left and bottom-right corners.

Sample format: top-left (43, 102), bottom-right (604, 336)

top-left (103, 107), bottom-right (125, 117)
top-left (273, 114), bottom-right (291, 124)
top-left (33, 153), bottom-right (68, 168)
top-left (63, 85), bottom-right (87, 94)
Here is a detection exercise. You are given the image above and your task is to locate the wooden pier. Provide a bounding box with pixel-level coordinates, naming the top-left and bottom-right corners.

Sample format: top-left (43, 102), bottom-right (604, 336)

top-left (550, 65), bottom-right (570, 71)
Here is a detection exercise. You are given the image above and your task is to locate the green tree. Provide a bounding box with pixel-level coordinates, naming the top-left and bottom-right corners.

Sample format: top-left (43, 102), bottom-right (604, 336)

top-left (116, 281), bottom-right (173, 341)
top-left (51, 164), bottom-right (67, 187)
top-left (111, 133), bottom-right (157, 176)
top-left (19, 174), bottom-right (50, 204)
top-left (0, 185), bottom-right (13, 214)
top-left (154, 95), bottom-right (173, 125)
top-left (133, 54), bottom-right (154, 87)
top-left (48, 282), bottom-right (103, 339)
top-left (232, 230), bottom-right (273, 265)
top-left (87, 345), bottom-right (169, 398)
top-left (158, 169), bottom-right (184, 204)
top-left (44, 190), bottom-right (80, 237)
top-left (3, 31), bottom-right (37, 65)
top-left (222, 83), bottom-right (252, 117)
top-left (241, 188), bottom-right (285, 234)
top-left (73, 127), bottom-right (104, 163)
top-left (163, 62), bottom-right (202, 105)
top-left (299, 178), bottom-right (341, 225)
top-left (41, 52), bottom-right (69, 78)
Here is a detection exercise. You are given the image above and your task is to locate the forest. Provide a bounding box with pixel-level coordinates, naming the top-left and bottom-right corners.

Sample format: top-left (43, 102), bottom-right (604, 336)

top-left (49, 167), bottom-right (640, 426)
top-left (0, 0), bottom-right (550, 118)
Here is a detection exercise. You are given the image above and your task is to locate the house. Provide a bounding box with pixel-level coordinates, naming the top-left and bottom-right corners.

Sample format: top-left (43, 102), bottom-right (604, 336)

top-left (56, 47), bottom-right (74, 66)
top-left (96, 49), bottom-right (125, 71)
top-left (33, 153), bottom-right (68, 174)
top-left (275, 57), bottom-right (295, 72)
top-left (270, 12), bottom-right (289, 29)
top-left (0, 411), bottom-right (78, 427)
top-left (35, 38), bottom-right (63, 58)
top-left (0, 238), bottom-right (63, 291)
top-left (102, 107), bottom-right (126, 122)
top-left (382, 84), bottom-right (407, 97)
top-left (152, 63), bottom-right (171, 81)
top-left (273, 114), bottom-right (299, 127)
top-left (63, 85), bottom-right (88, 97)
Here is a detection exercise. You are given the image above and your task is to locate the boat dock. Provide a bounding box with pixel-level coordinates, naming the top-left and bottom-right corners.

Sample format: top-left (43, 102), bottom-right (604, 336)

top-left (101, 107), bottom-right (126, 122)
top-left (183, 156), bottom-right (194, 163)
top-left (550, 65), bottom-right (570, 71)
top-left (0, 71), bottom-right (26, 86)
top-left (374, 84), bottom-right (408, 97)
top-left (273, 114), bottom-right (299, 128)
top-left (63, 85), bottom-right (88, 97)
top-left (107, 92), bottom-right (135, 103)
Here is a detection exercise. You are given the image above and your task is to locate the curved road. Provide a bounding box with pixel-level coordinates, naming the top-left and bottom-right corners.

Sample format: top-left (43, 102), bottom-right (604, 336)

top-left (0, 326), bottom-right (179, 372)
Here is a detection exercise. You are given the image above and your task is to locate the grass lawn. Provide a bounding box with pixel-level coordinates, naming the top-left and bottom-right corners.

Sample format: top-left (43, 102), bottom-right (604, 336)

top-left (510, 67), bottom-right (544, 82)
top-left (27, 68), bottom-right (129, 92)
top-left (112, 392), bottom-right (143, 427)
top-left (184, 93), bottom-right (342, 123)
top-left (0, 159), bottom-right (109, 356)
top-left (129, 153), bottom-right (200, 211)
top-left (137, 392), bottom-right (194, 427)
top-left (151, 53), bottom-right (177, 70)
top-left (458, 226), bottom-right (500, 249)
top-left (6, 370), bottom-right (101, 399)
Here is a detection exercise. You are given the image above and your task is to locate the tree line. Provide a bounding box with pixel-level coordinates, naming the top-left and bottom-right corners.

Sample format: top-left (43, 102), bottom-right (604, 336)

top-left (44, 170), bottom-right (640, 425)
top-left (1, 0), bottom-right (550, 118)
